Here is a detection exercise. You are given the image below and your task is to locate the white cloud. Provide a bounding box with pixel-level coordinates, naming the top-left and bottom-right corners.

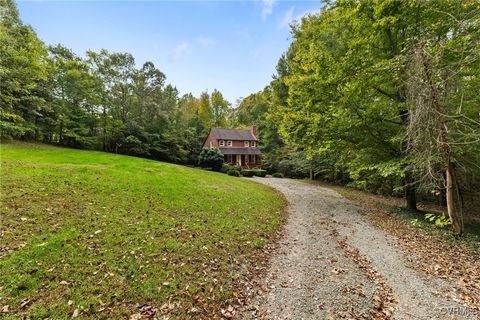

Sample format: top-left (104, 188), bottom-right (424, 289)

top-left (196, 36), bottom-right (214, 48)
top-left (261, 0), bottom-right (276, 20)
top-left (279, 6), bottom-right (295, 29)
top-left (171, 42), bottom-right (191, 62)
top-left (279, 7), bottom-right (319, 29)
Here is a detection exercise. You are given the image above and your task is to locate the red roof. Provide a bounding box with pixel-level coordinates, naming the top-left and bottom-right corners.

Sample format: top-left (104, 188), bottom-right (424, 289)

top-left (210, 128), bottom-right (258, 141)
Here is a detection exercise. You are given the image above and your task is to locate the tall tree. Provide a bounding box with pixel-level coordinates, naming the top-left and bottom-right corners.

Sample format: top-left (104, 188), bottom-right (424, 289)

top-left (198, 90), bottom-right (212, 129)
top-left (210, 89), bottom-right (230, 127)
top-left (46, 44), bottom-right (99, 147)
top-left (0, 0), bottom-right (48, 139)
top-left (406, 1), bottom-right (480, 234)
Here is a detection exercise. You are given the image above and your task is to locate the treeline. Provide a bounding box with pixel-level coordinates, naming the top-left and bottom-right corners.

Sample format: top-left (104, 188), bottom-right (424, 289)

top-left (0, 0), bottom-right (231, 165)
top-left (236, 0), bottom-right (480, 233)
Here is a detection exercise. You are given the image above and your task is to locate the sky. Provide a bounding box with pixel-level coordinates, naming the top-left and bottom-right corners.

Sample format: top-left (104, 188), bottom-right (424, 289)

top-left (17, 0), bottom-right (321, 104)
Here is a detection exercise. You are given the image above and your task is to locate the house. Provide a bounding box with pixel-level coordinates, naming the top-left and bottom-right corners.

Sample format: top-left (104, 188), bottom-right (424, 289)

top-left (203, 126), bottom-right (261, 168)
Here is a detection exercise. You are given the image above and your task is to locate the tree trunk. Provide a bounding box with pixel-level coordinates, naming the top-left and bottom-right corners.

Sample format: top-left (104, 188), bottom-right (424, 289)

top-left (419, 48), bottom-right (463, 234)
top-left (404, 171), bottom-right (417, 211)
top-left (399, 107), bottom-right (418, 212)
top-left (445, 161), bottom-right (462, 234)
top-left (102, 105), bottom-right (107, 151)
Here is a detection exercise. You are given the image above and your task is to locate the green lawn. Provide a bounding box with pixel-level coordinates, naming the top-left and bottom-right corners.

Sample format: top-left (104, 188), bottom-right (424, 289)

top-left (0, 142), bottom-right (284, 319)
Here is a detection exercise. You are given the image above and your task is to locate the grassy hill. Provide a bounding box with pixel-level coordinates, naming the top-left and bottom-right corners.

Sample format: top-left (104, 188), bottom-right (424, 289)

top-left (0, 142), bottom-right (284, 319)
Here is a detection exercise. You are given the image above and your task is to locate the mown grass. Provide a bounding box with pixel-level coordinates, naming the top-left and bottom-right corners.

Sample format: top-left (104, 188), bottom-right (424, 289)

top-left (0, 142), bottom-right (284, 319)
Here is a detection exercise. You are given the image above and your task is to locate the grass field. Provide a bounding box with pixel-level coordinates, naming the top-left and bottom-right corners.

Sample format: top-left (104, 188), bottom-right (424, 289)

top-left (0, 142), bottom-right (284, 319)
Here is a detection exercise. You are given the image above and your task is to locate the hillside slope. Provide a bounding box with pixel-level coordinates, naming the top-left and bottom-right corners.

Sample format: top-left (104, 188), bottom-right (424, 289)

top-left (0, 142), bottom-right (284, 319)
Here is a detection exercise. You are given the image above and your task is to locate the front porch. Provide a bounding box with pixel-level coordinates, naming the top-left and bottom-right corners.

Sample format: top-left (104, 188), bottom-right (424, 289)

top-left (224, 154), bottom-right (261, 169)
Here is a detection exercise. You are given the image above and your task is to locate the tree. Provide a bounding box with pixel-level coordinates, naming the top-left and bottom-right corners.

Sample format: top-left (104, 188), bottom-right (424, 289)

top-left (198, 147), bottom-right (224, 171)
top-left (0, 0), bottom-right (236, 168)
top-left (0, 0), bottom-right (48, 139)
top-left (272, 1), bottom-right (419, 205)
top-left (46, 44), bottom-right (99, 148)
top-left (406, 1), bottom-right (480, 234)
top-left (198, 90), bottom-right (212, 128)
top-left (210, 89), bottom-right (230, 127)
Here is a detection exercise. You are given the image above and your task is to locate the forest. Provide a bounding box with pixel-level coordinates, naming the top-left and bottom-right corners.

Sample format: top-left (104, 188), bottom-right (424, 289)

top-left (1, 0), bottom-right (231, 165)
top-left (1, 0), bottom-right (480, 234)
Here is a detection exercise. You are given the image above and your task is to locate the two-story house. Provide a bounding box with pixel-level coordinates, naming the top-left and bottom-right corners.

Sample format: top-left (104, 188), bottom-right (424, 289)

top-left (203, 126), bottom-right (261, 168)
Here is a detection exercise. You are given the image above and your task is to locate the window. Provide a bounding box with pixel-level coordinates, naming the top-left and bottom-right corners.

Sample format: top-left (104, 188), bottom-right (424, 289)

top-left (227, 154), bottom-right (233, 162)
top-left (209, 141), bottom-right (213, 147)
top-left (219, 140), bottom-right (225, 147)
top-left (245, 155), bottom-right (249, 163)
top-left (251, 155), bottom-right (256, 163)
top-left (251, 141), bottom-right (256, 147)
top-left (227, 140), bottom-right (232, 147)
top-left (244, 141), bottom-right (250, 147)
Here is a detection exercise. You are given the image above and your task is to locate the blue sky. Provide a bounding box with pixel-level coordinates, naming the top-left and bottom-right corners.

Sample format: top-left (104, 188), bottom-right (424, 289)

top-left (18, 0), bottom-right (321, 104)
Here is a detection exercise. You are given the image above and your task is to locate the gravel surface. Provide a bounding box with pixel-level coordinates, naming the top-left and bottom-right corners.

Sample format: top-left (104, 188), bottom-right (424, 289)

top-left (240, 178), bottom-right (476, 320)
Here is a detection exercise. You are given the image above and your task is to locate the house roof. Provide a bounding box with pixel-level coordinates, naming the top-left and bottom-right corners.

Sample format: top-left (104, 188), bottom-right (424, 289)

top-left (219, 147), bottom-right (261, 155)
top-left (210, 128), bottom-right (258, 141)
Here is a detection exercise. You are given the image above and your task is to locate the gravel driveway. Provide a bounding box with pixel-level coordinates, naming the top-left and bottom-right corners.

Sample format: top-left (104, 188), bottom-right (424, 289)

top-left (240, 178), bottom-right (475, 320)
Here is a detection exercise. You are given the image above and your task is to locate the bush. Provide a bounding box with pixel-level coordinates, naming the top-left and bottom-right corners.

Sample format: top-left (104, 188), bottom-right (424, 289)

top-left (227, 169), bottom-right (240, 177)
top-left (253, 169), bottom-right (267, 177)
top-left (241, 170), bottom-right (255, 178)
top-left (198, 148), bottom-right (224, 171)
top-left (277, 159), bottom-right (308, 178)
top-left (425, 212), bottom-right (452, 228)
top-left (241, 169), bottom-right (255, 177)
top-left (272, 172), bottom-right (284, 178)
top-left (221, 163), bottom-right (240, 173)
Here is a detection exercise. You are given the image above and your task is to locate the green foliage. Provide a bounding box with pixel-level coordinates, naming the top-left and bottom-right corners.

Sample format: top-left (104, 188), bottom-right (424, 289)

top-left (241, 169), bottom-right (255, 177)
top-left (227, 168), bottom-right (240, 177)
top-left (253, 169), bottom-right (267, 177)
top-left (210, 89), bottom-right (230, 127)
top-left (425, 213), bottom-right (452, 228)
top-left (0, 110), bottom-right (34, 138)
top-left (221, 163), bottom-right (240, 173)
top-left (0, 0), bottom-right (235, 166)
top-left (410, 218), bottom-right (422, 228)
top-left (234, 0), bottom-right (480, 219)
top-left (272, 172), bottom-right (284, 178)
top-left (198, 147), bottom-right (224, 171)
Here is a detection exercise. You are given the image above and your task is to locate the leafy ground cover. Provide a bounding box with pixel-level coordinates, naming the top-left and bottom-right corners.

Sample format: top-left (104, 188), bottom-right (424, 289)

top-left (0, 142), bottom-right (285, 319)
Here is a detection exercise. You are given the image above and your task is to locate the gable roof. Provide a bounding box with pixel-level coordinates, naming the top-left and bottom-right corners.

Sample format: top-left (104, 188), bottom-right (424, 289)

top-left (210, 128), bottom-right (258, 141)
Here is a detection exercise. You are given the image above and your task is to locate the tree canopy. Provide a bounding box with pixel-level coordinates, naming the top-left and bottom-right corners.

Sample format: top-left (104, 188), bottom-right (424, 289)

top-left (0, 0), bottom-right (232, 165)
top-left (233, 0), bottom-right (480, 234)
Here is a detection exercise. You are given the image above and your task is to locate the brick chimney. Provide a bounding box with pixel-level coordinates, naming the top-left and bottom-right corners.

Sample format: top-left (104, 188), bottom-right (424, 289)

top-left (250, 125), bottom-right (257, 137)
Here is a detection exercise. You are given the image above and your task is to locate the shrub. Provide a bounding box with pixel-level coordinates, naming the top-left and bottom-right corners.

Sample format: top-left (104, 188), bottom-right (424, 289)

top-left (198, 148), bottom-right (224, 171)
top-left (221, 163), bottom-right (240, 173)
top-left (272, 172), bottom-right (284, 178)
top-left (277, 158), bottom-right (308, 178)
top-left (425, 212), bottom-right (452, 228)
top-left (227, 169), bottom-right (240, 177)
top-left (241, 170), bottom-right (255, 177)
top-left (241, 170), bottom-right (255, 178)
top-left (253, 169), bottom-right (267, 177)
